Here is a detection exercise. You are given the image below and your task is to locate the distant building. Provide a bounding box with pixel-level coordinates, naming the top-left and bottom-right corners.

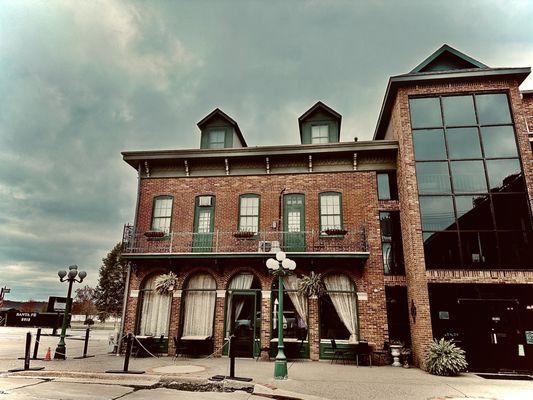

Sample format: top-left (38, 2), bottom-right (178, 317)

top-left (120, 45), bottom-right (533, 373)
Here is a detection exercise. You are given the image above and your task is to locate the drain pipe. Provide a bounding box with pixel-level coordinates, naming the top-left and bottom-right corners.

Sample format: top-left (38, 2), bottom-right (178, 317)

top-left (278, 188), bottom-right (286, 231)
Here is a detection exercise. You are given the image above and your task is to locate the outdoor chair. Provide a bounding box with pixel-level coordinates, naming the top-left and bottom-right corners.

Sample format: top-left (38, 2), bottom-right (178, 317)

top-left (172, 336), bottom-right (189, 359)
top-left (330, 339), bottom-right (352, 364)
top-left (372, 341), bottom-right (390, 366)
top-left (354, 341), bottom-right (372, 367)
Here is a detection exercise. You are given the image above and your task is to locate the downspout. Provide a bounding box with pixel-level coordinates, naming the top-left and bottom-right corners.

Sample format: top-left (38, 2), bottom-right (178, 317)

top-left (117, 161), bottom-right (142, 353)
top-left (278, 188), bottom-right (286, 231)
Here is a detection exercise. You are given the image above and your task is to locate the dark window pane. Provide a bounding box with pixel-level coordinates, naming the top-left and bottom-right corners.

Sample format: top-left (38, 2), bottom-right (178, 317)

top-left (498, 231), bottom-right (533, 267)
top-left (460, 232), bottom-right (498, 267)
top-left (380, 212), bottom-right (405, 276)
top-left (446, 128), bottom-right (482, 159)
top-left (416, 162), bottom-right (451, 194)
top-left (442, 96), bottom-right (476, 126)
top-left (450, 161), bottom-right (487, 193)
top-left (493, 194), bottom-right (532, 230)
top-left (423, 232), bottom-right (461, 268)
top-left (475, 93), bottom-right (512, 125)
top-left (480, 126), bottom-right (518, 158)
top-left (413, 129), bottom-right (447, 160)
top-left (377, 173), bottom-right (391, 200)
top-left (455, 195), bottom-right (493, 230)
top-left (409, 98), bottom-right (442, 128)
top-left (419, 196), bottom-right (455, 231)
top-left (486, 159), bottom-right (522, 191)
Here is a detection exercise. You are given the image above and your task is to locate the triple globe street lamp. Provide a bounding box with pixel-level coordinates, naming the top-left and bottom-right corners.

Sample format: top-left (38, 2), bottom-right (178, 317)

top-left (266, 251), bottom-right (296, 380)
top-left (54, 265), bottom-right (87, 360)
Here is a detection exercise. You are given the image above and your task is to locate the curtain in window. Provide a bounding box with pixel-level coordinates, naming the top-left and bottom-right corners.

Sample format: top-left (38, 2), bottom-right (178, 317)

top-left (182, 274), bottom-right (217, 338)
top-left (283, 275), bottom-right (308, 328)
top-left (138, 275), bottom-right (172, 336)
top-left (225, 273), bottom-right (254, 337)
top-left (324, 274), bottom-right (358, 342)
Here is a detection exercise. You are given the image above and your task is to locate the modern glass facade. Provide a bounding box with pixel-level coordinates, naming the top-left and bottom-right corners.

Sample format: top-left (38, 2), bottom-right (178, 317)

top-left (410, 93), bottom-right (533, 269)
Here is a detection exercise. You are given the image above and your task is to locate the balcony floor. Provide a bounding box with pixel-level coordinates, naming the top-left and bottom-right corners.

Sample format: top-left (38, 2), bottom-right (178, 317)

top-left (121, 251), bottom-right (370, 260)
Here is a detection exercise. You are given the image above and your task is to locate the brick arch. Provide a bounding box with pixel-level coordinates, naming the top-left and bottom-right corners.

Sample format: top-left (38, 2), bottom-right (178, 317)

top-left (180, 267), bottom-right (220, 290)
top-left (224, 267), bottom-right (271, 290)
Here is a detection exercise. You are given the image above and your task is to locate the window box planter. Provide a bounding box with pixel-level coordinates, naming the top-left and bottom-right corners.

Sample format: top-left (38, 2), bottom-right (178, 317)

top-left (144, 230), bottom-right (166, 238)
top-left (324, 229), bottom-right (348, 236)
top-left (233, 231), bottom-right (256, 239)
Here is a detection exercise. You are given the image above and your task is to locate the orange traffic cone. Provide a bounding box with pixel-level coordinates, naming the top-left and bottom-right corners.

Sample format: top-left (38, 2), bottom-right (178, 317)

top-left (44, 347), bottom-right (51, 361)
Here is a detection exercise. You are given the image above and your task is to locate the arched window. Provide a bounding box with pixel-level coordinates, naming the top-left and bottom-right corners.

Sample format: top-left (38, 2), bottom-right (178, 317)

top-left (320, 274), bottom-right (358, 342)
top-left (181, 273), bottom-right (216, 338)
top-left (137, 274), bottom-right (172, 337)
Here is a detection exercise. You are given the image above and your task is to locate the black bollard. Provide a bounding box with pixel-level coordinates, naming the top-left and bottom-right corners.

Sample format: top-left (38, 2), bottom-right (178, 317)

top-left (73, 328), bottom-right (95, 359)
top-left (9, 332), bottom-right (45, 372)
top-left (210, 335), bottom-right (252, 382)
top-left (105, 333), bottom-right (144, 374)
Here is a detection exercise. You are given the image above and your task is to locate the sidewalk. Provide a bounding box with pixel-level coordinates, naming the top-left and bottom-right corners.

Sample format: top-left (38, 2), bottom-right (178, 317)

top-left (2, 354), bottom-right (533, 400)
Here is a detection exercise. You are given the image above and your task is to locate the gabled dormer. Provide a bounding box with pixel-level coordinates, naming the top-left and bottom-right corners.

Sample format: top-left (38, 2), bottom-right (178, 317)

top-left (197, 108), bottom-right (247, 149)
top-left (409, 44), bottom-right (488, 74)
top-left (298, 101), bottom-right (341, 144)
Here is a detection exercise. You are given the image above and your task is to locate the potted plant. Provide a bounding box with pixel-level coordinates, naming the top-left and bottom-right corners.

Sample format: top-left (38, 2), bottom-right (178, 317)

top-left (154, 272), bottom-right (178, 295)
top-left (425, 338), bottom-right (468, 376)
top-left (144, 230), bottom-right (166, 238)
top-left (324, 228), bottom-right (348, 236)
top-left (389, 340), bottom-right (403, 367)
top-left (401, 346), bottom-right (412, 368)
top-left (298, 271), bottom-right (325, 298)
top-left (233, 231), bottom-right (256, 239)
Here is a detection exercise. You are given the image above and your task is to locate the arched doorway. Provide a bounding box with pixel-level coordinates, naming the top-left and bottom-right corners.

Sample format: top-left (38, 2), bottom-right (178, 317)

top-left (225, 272), bottom-right (261, 358)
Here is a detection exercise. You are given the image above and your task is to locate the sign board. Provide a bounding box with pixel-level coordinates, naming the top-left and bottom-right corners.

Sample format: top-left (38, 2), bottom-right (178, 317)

top-left (130, 290), bottom-right (139, 298)
top-left (357, 292), bottom-right (368, 301)
top-left (439, 311), bottom-right (450, 320)
top-left (5, 311), bottom-right (65, 328)
top-left (47, 296), bottom-right (70, 312)
top-left (525, 331), bottom-right (533, 344)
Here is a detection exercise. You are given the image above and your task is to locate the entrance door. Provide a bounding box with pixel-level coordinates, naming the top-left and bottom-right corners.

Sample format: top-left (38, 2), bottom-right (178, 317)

top-left (193, 196), bottom-right (214, 252)
top-left (283, 194), bottom-right (305, 252)
top-left (458, 299), bottom-right (522, 372)
top-left (227, 292), bottom-right (260, 358)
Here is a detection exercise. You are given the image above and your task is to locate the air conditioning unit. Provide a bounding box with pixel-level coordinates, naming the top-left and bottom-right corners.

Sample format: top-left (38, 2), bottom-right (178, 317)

top-left (258, 241), bottom-right (281, 253)
top-left (198, 196), bottom-right (212, 206)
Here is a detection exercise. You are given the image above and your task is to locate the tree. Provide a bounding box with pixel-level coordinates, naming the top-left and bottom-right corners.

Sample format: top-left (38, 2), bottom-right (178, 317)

top-left (73, 285), bottom-right (97, 318)
top-left (94, 243), bottom-right (127, 322)
top-left (20, 299), bottom-right (37, 312)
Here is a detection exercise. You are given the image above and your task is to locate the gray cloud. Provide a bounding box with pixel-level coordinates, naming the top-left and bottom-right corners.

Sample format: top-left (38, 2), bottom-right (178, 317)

top-left (0, 0), bottom-right (532, 300)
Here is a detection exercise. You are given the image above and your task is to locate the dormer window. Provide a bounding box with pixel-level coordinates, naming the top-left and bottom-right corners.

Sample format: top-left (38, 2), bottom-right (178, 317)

top-left (311, 125), bottom-right (330, 144)
top-left (208, 130), bottom-right (226, 149)
top-left (197, 108), bottom-right (247, 149)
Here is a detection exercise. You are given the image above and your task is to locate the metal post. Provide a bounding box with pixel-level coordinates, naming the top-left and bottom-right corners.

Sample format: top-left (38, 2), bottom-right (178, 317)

top-left (54, 279), bottom-right (73, 359)
top-left (74, 328), bottom-right (94, 359)
top-left (32, 328), bottom-right (41, 359)
top-left (229, 335), bottom-right (235, 378)
top-left (9, 332), bottom-right (44, 372)
top-left (274, 271), bottom-right (288, 379)
top-left (105, 333), bottom-right (144, 374)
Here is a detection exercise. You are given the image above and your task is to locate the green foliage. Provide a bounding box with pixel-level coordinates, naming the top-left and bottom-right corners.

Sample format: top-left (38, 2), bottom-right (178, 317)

top-left (94, 243), bottom-right (127, 321)
top-left (154, 272), bottom-right (177, 295)
top-left (425, 338), bottom-right (468, 376)
top-left (298, 271), bottom-right (325, 298)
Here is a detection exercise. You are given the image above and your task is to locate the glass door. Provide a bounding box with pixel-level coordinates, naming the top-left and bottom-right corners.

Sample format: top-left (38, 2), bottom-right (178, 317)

top-left (283, 194), bottom-right (306, 252)
top-left (193, 196), bottom-right (214, 252)
top-left (226, 291), bottom-right (260, 358)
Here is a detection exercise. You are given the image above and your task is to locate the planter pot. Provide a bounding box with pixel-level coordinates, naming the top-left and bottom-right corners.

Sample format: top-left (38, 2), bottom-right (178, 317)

top-left (233, 231), bottom-right (255, 239)
top-left (144, 230), bottom-right (165, 238)
top-left (390, 345), bottom-right (402, 367)
top-left (324, 229), bottom-right (348, 236)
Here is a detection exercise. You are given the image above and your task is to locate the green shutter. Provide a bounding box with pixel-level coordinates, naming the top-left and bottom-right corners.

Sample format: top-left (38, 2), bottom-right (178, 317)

top-left (328, 122), bottom-right (339, 143)
top-left (200, 132), bottom-right (209, 149)
top-left (301, 124), bottom-right (311, 144)
top-left (224, 129), bottom-right (233, 148)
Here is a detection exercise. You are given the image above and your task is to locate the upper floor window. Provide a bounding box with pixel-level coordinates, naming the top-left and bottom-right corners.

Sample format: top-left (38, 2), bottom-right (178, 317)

top-left (311, 125), bottom-right (329, 144)
top-left (380, 211), bottom-right (405, 275)
top-left (319, 192), bottom-right (342, 233)
top-left (151, 196), bottom-right (173, 234)
top-left (207, 130), bottom-right (226, 148)
top-left (238, 194), bottom-right (260, 233)
top-left (377, 171), bottom-right (398, 200)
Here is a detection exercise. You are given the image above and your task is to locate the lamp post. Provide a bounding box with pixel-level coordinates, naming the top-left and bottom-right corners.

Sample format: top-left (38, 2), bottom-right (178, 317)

top-left (266, 251), bottom-right (296, 380)
top-left (54, 265), bottom-right (86, 359)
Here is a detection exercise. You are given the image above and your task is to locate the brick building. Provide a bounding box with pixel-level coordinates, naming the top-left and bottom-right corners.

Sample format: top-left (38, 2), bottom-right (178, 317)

top-left (120, 45), bottom-right (533, 373)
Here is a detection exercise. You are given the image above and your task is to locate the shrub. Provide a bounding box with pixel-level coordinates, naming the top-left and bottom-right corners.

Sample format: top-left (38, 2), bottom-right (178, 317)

top-left (425, 338), bottom-right (468, 376)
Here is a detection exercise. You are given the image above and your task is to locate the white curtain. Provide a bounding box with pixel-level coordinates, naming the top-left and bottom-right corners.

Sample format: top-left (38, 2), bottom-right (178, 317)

top-left (283, 275), bottom-right (308, 328)
top-left (225, 273), bottom-right (254, 337)
top-left (324, 274), bottom-right (358, 343)
top-left (182, 274), bottom-right (217, 337)
top-left (138, 275), bottom-right (172, 336)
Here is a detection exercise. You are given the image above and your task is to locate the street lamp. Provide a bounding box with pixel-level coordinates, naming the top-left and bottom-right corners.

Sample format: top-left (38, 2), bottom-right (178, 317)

top-left (266, 251), bottom-right (296, 380)
top-left (54, 265), bottom-right (86, 359)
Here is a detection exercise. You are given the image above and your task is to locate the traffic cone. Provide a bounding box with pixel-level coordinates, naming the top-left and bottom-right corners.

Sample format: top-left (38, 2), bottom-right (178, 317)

top-left (44, 347), bottom-right (51, 361)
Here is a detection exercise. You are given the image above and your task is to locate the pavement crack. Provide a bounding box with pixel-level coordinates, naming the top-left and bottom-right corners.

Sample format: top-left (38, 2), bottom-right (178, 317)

top-left (9, 378), bottom-right (52, 391)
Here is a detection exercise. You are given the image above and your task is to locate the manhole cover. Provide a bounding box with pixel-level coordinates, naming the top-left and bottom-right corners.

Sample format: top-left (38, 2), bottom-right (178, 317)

top-left (152, 365), bottom-right (206, 374)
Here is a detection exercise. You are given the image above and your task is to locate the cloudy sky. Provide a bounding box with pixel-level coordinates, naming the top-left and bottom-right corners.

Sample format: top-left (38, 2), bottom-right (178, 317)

top-left (1, 0), bottom-right (532, 301)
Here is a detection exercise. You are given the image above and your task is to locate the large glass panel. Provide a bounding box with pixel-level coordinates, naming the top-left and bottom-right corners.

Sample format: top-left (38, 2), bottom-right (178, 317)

top-left (486, 159), bottom-right (522, 191)
top-left (413, 129), bottom-right (447, 160)
top-left (450, 160), bottom-right (487, 193)
top-left (423, 232), bottom-right (461, 268)
top-left (498, 231), bottom-right (533, 267)
top-left (409, 98), bottom-right (442, 128)
top-left (480, 126), bottom-right (518, 158)
top-left (446, 128), bottom-right (482, 159)
top-left (460, 232), bottom-right (498, 267)
top-left (475, 93), bottom-right (512, 125)
top-left (377, 173), bottom-right (391, 200)
top-left (416, 162), bottom-right (451, 194)
top-left (455, 195), bottom-right (493, 230)
top-left (419, 196), bottom-right (455, 231)
top-left (492, 194), bottom-right (532, 230)
top-left (442, 95), bottom-right (476, 126)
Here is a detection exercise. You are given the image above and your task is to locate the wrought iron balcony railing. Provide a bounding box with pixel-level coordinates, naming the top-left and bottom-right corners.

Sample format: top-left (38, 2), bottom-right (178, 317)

top-left (121, 224), bottom-right (368, 255)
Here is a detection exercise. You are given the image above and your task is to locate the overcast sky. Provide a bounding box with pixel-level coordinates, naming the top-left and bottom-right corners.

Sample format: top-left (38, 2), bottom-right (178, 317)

top-left (1, 0), bottom-right (532, 301)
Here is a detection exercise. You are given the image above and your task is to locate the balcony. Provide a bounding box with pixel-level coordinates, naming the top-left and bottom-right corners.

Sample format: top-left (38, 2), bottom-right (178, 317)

top-left (121, 225), bottom-right (369, 259)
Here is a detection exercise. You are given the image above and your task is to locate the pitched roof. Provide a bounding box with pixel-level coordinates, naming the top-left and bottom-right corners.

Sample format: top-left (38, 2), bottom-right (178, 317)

top-left (197, 108), bottom-right (247, 147)
top-left (409, 44), bottom-right (488, 74)
top-left (298, 101), bottom-right (342, 139)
